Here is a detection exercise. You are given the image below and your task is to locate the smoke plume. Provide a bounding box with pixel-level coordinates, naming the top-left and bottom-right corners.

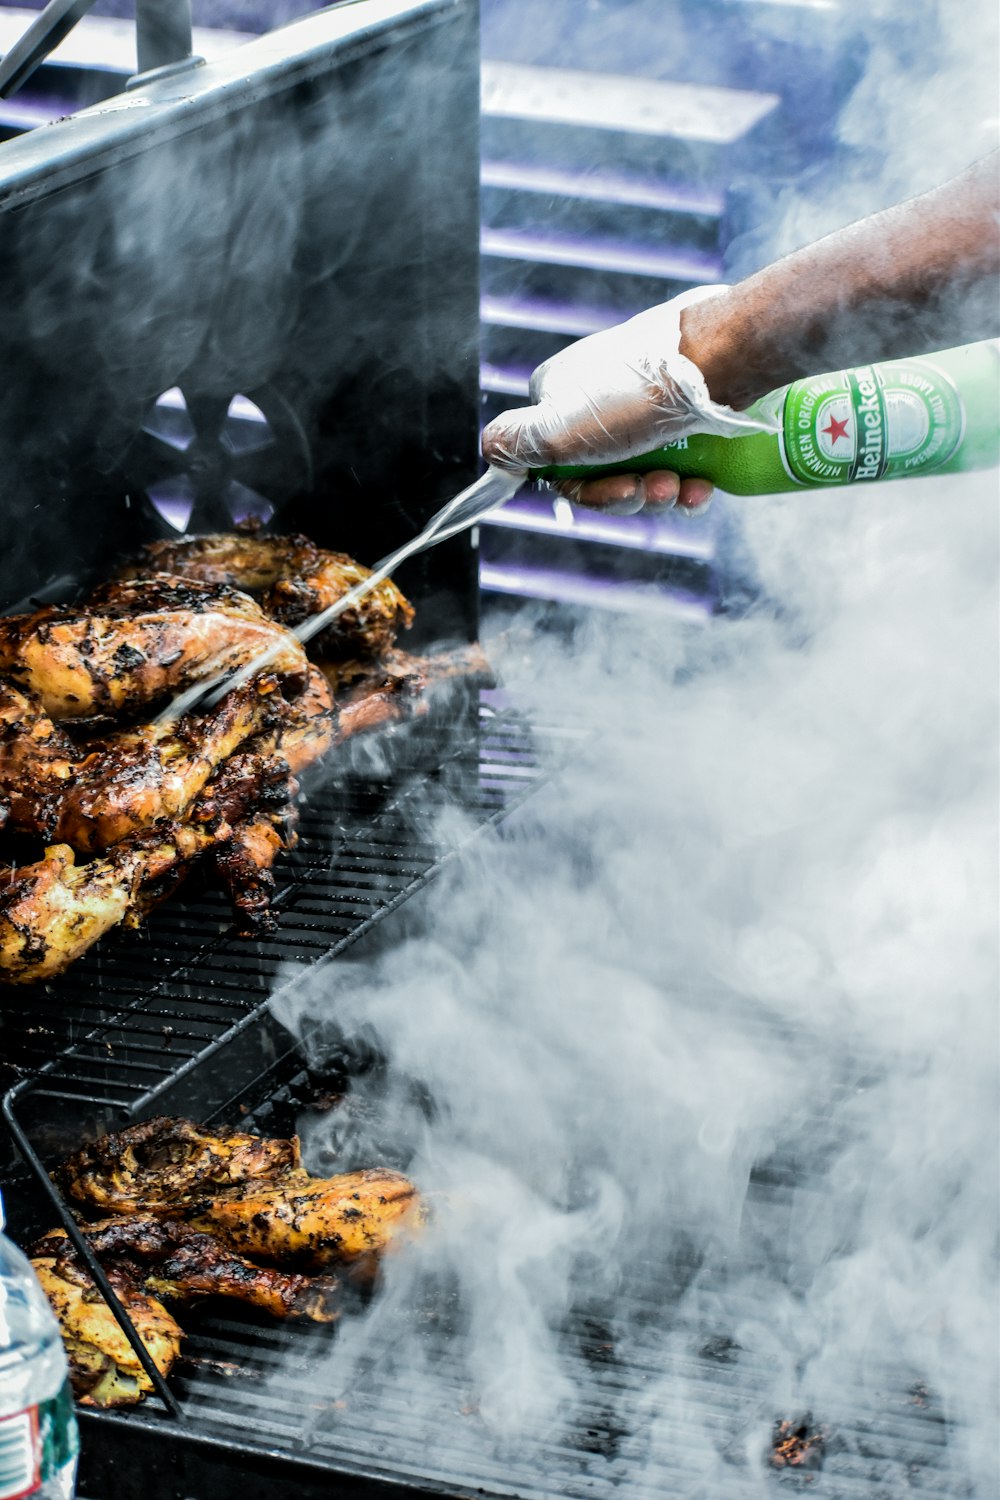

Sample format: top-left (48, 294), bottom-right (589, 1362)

top-left (271, 0), bottom-right (997, 1493)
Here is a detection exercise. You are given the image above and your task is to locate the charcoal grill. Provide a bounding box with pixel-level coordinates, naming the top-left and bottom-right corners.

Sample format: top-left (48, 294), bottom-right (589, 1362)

top-left (0, 3), bottom-right (987, 1496)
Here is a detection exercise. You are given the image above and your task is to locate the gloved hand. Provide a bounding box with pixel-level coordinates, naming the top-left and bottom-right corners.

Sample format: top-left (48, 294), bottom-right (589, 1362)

top-left (481, 285), bottom-right (776, 516)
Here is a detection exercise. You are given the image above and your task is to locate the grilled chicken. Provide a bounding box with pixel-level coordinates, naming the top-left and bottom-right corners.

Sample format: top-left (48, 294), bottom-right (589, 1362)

top-left (31, 1253), bottom-right (182, 1408)
top-left (188, 1167), bottom-right (422, 1271)
top-left (34, 1221), bottom-right (341, 1325)
top-left (0, 674), bottom-right (284, 852)
top-left (0, 823), bottom-right (220, 984)
top-left (122, 533), bottom-right (414, 660)
top-left (59, 1116), bottom-right (302, 1215)
top-left (59, 1119), bottom-right (420, 1269)
top-left (254, 663), bottom-right (336, 774)
top-left (208, 815), bottom-right (286, 933)
top-left (0, 575), bottom-right (307, 720)
top-left (327, 643), bottom-right (495, 742)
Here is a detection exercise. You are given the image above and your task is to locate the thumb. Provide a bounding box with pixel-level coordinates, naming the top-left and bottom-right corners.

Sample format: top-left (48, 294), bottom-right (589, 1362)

top-left (481, 403), bottom-right (566, 473)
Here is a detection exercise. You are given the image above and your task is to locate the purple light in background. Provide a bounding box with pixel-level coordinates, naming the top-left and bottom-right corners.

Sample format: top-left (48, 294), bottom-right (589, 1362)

top-left (481, 226), bottom-right (723, 284)
top-left (480, 494), bottom-right (718, 561)
top-left (481, 160), bottom-right (724, 218)
top-left (480, 562), bottom-right (714, 622)
top-left (481, 294), bottom-right (629, 337)
top-left (480, 362), bottom-right (532, 397)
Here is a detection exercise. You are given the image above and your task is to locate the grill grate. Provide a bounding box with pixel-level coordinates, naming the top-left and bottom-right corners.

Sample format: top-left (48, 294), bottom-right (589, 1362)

top-left (70, 1241), bottom-right (970, 1500)
top-left (0, 696), bottom-right (569, 1113)
top-left (1, 697), bottom-right (979, 1500)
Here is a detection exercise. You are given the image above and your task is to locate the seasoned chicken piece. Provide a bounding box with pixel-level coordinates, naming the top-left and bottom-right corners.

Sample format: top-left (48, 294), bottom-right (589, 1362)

top-left (195, 665), bottom-right (335, 934)
top-left (188, 1167), bottom-right (421, 1271)
top-left (0, 673), bottom-right (284, 851)
top-left (255, 663), bottom-right (336, 775)
top-left (325, 642), bottom-right (495, 742)
top-left (0, 823), bottom-right (218, 984)
top-left (34, 1221), bottom-right (340, 1325)
top-left (122, 533), bottom-right (414, 660)
top-left (58, 1116), bottom-right (301, 1215)
top-left (31, 1253), bottom-right (182, 1408)
top-left (0, 575), bottom-right (307, 720)
top-left (0, 737), bottom-right (306, 983)
top-left (209, 815), bottom-right (287, 934)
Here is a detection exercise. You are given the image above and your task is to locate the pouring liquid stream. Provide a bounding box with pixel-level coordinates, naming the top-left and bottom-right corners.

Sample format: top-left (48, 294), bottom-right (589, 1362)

top-left (158, 466), bottom-right (522, 723)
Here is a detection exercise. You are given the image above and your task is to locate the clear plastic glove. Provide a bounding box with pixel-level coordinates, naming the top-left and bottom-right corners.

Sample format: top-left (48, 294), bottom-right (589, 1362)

top-left (481, 285), bottom-right (776, 516)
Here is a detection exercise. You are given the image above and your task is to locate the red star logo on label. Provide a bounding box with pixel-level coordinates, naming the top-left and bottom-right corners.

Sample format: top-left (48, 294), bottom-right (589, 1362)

top-left (822, 414), bottom-right (850, 444)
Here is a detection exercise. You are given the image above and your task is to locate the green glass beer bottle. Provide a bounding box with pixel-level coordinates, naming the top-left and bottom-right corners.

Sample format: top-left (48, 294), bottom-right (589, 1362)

top-left (534, 340), bottom-right (1000, 496)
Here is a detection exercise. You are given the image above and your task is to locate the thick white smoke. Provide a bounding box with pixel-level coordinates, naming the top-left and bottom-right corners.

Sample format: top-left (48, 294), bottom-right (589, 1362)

top-left (269, 0), bottom-right (998, 1491)
top-left (273, 461), bottom-right (997, 1489)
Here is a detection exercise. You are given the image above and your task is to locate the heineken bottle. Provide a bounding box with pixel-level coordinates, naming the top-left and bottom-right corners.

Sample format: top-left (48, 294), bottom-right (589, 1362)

top-left (535, 340), bottom-right (999, 496)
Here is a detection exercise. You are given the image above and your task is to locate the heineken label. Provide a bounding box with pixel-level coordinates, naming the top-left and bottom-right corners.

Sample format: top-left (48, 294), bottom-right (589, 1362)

top-left (778, 358), bottom-right (966, 486)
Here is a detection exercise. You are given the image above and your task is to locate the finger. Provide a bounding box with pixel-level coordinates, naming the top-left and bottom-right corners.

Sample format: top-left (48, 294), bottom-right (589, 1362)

top-left (552, 473), bottom-right (644, 514)
top-left (482, 404), bottom-right (558, 471)
top-left (674, 478), bottom-right (714, 514)
top-left (551, 470), bottom-right (682, 516)
top-left (634, 471), bottom-right (684, 511)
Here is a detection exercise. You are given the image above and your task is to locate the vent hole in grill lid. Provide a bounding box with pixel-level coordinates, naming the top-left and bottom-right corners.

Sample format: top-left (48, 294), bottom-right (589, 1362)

top-left (124, 380), bottom-right (313, 535)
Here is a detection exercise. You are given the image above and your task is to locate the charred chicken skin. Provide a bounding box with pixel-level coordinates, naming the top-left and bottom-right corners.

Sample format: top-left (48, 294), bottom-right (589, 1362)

top-left (60, 1119), bottom-right (420, 1269)
top-left (30, 1253), bottom-right (182, 1408)
top-left (0, 672), bottom-right (338, 978)
top-left (188, 1167), bottom-right (422, 1271)
top-left (0, 673), bottom-right (284, 851)
top-left (33, 1221), bottom-right (341, 1325)
top-left (0, 739), bottom-right (303, 983)
top-left (122, 533), bottom-right (415, 660)
top-left (0, 822), bottom-right (221, 984)
top-left (59, 1116), bottom-right (302, 1215)
top-left (0, 575), bottom-right (307, 720)
top-left (45, 1118), bottom-right (421, 1406)
top-left (325, 643), bottom-right (495, 743)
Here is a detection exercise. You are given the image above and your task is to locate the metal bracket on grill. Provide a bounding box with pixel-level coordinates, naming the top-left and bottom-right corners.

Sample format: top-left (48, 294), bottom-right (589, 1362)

top-left (0, 0), bottom-right (200, 99)
top-left (1, 1086), bottom-right (184, 1418)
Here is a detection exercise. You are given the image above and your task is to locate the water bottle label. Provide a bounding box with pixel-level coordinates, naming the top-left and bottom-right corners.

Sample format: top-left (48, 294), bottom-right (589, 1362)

top-left (779, 357), bottom-right (965, 485)
top-left (0, 1407), bottom-right (37, 1499)
top-left (0, 1383), bottom-right (78, 1499)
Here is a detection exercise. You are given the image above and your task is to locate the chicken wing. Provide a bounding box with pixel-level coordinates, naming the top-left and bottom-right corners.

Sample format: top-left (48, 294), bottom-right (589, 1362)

top-left (122, 533), bottom-right (414, 660)
top-left (31, 1253), bottom-right (182, 1408)
top-left (58, 1116), bottom-right (301, 1215)
top-left (34, 1221), bottom-right (341, 1325)
top-left (0, 575), bottom-right (307, 720)
top-left (188, 1167), bottom-right (422, 1271)
top-left (0, 673), bottom-right (284, 851)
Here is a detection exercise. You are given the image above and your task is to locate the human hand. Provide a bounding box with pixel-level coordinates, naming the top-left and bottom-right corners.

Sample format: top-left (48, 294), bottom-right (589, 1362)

top-left (481, 286), bottom-right (773, 516)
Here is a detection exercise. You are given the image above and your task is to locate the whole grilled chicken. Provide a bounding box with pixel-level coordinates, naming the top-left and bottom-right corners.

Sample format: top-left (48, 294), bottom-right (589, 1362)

top-left (33, 1221), bottom-right (341, 1324)
top-left (0, 673), bottom-right (284, 851)
top-left (0, 575), bottom-right (307, 720)
top-left (122, 533), bottom-right (414, 660)
top-left (31, 1251), bottom-right (182, 1408)
top-left (188, 1167), bottom-right (422, 1271)
top-left (59, 1116), bottom-right (302, 1215)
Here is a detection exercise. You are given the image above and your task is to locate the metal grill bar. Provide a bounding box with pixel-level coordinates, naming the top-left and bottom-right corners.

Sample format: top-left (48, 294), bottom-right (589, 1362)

top-left (1, 702), bottom-right (553, 1107)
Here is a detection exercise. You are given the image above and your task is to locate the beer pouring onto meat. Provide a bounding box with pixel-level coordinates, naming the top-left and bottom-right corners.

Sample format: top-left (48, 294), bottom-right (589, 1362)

top-left (0, 533), bottom-right (493, 983)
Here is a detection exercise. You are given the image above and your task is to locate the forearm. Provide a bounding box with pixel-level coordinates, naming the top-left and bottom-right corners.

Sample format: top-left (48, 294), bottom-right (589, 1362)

top-left (682, 151), bottom-right (1000, 409)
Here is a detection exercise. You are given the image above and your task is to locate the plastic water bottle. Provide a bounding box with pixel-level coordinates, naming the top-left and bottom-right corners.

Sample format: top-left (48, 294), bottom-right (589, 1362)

top-left (535, 339), bottom-right (1000, 495)
top-left (0, 1194), bottom-right (78, 1499)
